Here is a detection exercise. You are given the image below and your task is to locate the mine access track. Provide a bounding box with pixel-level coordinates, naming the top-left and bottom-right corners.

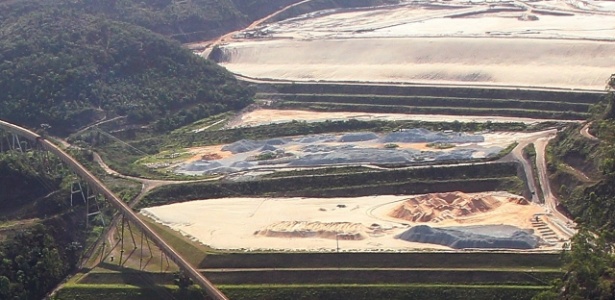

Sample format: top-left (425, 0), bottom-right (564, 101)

top-left (0, 119), bottom-right (228, 300)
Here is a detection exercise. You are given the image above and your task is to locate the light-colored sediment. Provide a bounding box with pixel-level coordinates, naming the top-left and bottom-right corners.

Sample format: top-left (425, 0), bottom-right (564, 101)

top-left (254, 221), bottom-right (388, 240)
top-left (220, 37), bottom-right (614, 90)
top-left (140, 192), bottom-right (554, 252)
top-left (215, 1), bottom-right (615, 89)
top-left (228, 109), bottom-right (574, 129)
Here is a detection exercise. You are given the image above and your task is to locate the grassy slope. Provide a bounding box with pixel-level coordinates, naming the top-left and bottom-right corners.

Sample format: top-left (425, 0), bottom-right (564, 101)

top-left (55, 283), bottom-right (546, 300)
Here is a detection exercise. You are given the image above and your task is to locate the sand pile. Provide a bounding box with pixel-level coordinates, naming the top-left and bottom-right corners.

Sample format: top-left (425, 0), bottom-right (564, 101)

top-left (201, 153), bottom-right (222, 160)
top-left (389, 192), bottom-right (505, 223)
top-left (508, 196), bottom-right (529, 205)
top-left (255, 221), bottom-right (378, 240)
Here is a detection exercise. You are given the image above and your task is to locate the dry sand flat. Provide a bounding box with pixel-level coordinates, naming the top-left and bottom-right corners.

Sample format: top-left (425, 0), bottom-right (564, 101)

top-left (219, 37), bottom-right (615, 89)
top-left (229, 109), bottom-right (577, 128)
top-left (215, 0), bottom-right (615, 89)
top-left (140, 192), bottom-right (552, 252)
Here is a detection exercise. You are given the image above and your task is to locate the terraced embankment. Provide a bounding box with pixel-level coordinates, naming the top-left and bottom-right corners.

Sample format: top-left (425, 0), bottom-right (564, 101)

top-left (255, 82), bottom-right (604, 120)
top-left (58, 252), bottom-right (561, 299)
top-left (140, 162), bottom-right (523, 207)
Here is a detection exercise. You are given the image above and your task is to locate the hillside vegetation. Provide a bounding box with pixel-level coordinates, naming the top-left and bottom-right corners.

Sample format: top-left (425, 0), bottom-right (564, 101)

top-left (0, 152), bottom-right (87, 300)
top-left (536, 78), bottom-right (615, 299)
top-left (0, 7), bottom-right (252, 135)
top-left (0, 0), bottom-right (396, 44)
top-left (0, 0), bottom-right (401, 135)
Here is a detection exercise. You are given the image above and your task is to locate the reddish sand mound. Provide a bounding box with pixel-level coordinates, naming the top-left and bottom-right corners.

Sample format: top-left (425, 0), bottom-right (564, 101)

top-left (389, 192), bottom-right (516, 223)
top-left (508, 197), bottom-right (529, 205)
top-left (255, 221), bottom-right (383, 240)
top-left (201, 153), bottom-right (222, 160)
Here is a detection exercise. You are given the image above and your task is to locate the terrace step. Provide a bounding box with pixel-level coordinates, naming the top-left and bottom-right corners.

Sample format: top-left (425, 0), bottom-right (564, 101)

top-left (531, 217), bottom-right (561, 243)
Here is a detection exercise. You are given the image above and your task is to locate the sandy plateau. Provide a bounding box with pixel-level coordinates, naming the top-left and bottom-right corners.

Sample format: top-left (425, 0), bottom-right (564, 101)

top-left (140, 191), bottom-right (563, 252)
top-left (227, 109), bottom-right (579, 128)
top-left (212, 0), bottom-right (615, 89)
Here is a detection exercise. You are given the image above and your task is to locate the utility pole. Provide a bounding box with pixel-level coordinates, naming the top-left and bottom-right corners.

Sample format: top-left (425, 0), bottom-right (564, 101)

top-left (336, 234), bottom-right (340, 253)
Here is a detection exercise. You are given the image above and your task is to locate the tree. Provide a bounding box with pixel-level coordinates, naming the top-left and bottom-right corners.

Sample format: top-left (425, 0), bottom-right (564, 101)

top-left (173, 271), bottom-right (193, 295)
top-left (0, 276), bottom-right (10, 299)
top-left (535, 229), bottom-right (615, 300)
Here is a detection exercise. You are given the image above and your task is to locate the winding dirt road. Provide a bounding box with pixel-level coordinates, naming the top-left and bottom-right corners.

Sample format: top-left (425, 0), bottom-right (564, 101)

top-left (92, 152), bottom-right (222, 204)
top-left (195, 0), bottom-right (316, 55)
top-left (534, 136), bottom-right (576, 238)
top-left (580, 121), bottom-right (599, 140)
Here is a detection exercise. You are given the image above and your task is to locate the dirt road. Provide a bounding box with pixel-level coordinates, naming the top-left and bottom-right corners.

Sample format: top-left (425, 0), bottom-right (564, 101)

top-left (92, 152), bottom-right (222, 203)
top-left (580, 122), bottom-right (599, 140)
top-left (196, 0), bottom-right (316, 55)
top-left (534, 137), bottom-right (576, 238)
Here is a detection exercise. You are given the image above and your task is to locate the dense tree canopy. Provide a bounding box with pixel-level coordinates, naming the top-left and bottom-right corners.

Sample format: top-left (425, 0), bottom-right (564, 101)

top-left (0, 0), bottom-right (309, 43)
top-left (536, 80), bottom-right (615, 299)
top-left (0, 8), bottom-right (253, 134)
top-left (0, 221), bottom-right (83, 300)
top-left (0, 0), bottom-right (401, 135)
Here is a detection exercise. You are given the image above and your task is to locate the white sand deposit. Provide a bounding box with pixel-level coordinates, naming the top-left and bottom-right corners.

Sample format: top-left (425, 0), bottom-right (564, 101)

top-left (228, 109), bottom-right (576, 128)
top-left (219, 38), bottom-right (614, 90)
top-left (213, 1), bottom-right (615, 89)
top-left (140, 192), bottom-right (552, 252)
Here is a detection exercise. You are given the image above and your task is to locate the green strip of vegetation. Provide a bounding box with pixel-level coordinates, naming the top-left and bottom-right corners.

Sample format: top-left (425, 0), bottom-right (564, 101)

top-left (79, 268), bottom-right (561, 286)
top-left (141, 217), bottom-right (217, 265)
top-left (271, 82), bottom-right (603, 103)
top-left (546, 124), bottom-right (601, 218)
top-left (54, 283), bottom-right (548, 300)
top-left (276, 101), bottom-right (589, 120)
top-left (52, 284), bottom-right (196, 300)
top-left (200, 251), bottom-right (561, 269)
top-left (140, 163), bottom-right (522, 207)
top-left (260, 93), bottom-right (591, 112)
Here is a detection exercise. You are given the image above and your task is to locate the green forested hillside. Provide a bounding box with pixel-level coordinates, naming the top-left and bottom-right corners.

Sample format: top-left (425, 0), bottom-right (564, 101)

top-left (0, 153), bottom-right (61, 211)
top-left (0, 0), bottom-right (278, 41)
top-left (0, 220), bottom-right (86, 300)
top-left (266, 0), bottom-right (401, 23)
top-left (0, 7), bottom-right (252, 134)
top-left (549, 89), bottom-right (615, 231)
top-left (0, 150), bottom-right (85, 300)
top-left (0, 0), bottom-right (398, 43)
top-left (0, 0), bottom-right (399, 134)
top-left (536, 79), bottom-right (615, 300)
